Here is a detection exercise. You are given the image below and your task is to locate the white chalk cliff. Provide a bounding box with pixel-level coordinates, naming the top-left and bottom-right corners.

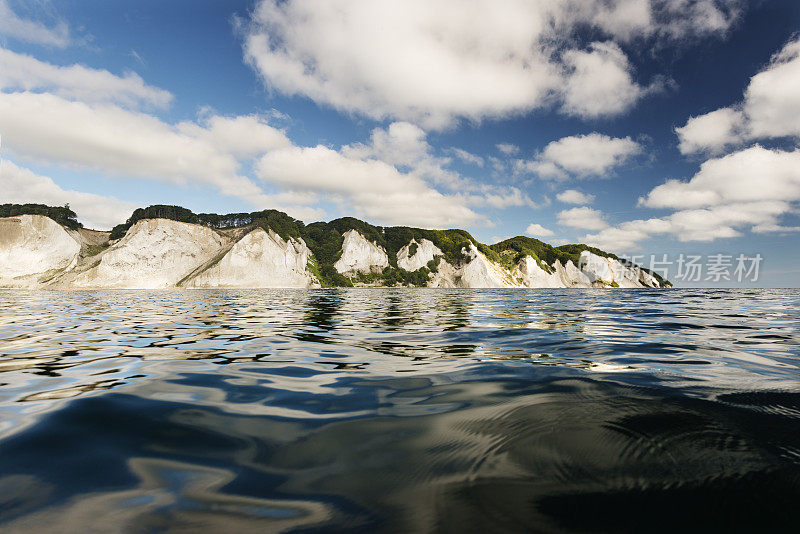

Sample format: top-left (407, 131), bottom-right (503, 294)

top-left (426, 246), bottom-right (661, 289)
top-left (512, 255), bottom-right (563, 288)
top-left (0, 215), bottom-right (81, 287)
top-left (397, 239), bottom-right (443, 272)
top-left (576, 251), bottom-right (661, 288)
top-left (0, 215), bottom-right (665, 289)
top-left (510, 251), bottom-right (660, 288)
top-left (334, 229), bottom-right (389, 274)
top-left (580, 250), bottom-right (659, 287)
top-left (186, 228), bottom-right (319, 288)
top-left (429, 243), bottom-right (517, 288)
top-left (71, 219), bottom-right (227, 289)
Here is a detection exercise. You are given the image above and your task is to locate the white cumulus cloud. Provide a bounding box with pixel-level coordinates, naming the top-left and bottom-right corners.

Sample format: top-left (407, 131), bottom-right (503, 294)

top-left (676, 36), bottom-right (800, 154)
top-left (0, 159), bottom-right (136, 229)
top-left (641, 145), bottom-right (800, 209)
top-left (0, 47), bottom-right (173, 109)
top-left (244, 0), bottom-right (739, 128)
top-left (256, 145), bottom-right (480, 228)
top-left (519, 133), bottom-right (641, 179)
top-left (0, 91), bottom-right (320, 218)
top-left (0, 65), bottom-right (531, 228)
top-left (525, 223), bottom-right (554, 237)
top-left (557, 189), bottom-right (596, 204)
top-left (584, 146), bottom-right (800, 251)
top-left (341, 121), bottom-right (536, 213)
top-left (675, 107), bottom-right (745, 155)
top-left (557, 207), bottom-right (609, 230)
top-left (560, 41), bottom-right (649, 118)
top-left (744, 37), bottom-right (800, 140)
top-left (496, 143), bottom-right (520, 156)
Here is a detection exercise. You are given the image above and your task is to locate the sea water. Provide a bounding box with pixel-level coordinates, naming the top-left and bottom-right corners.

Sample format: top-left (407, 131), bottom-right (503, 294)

top-left (0, 289), bottom-right (798, 532)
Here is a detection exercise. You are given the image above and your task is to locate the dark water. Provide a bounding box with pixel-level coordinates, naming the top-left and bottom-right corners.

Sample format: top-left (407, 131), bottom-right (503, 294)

top-left (0, 289), bottom-right (799, 533)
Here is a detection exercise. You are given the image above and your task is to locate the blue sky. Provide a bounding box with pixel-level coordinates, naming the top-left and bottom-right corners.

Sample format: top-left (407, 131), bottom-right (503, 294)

top-left (1, 0), bottom-right (799, 287)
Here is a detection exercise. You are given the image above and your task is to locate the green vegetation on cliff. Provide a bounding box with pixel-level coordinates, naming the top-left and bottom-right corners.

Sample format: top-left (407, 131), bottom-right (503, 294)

top-left (555, 243), bottom-right (619, 262)
top-left (18, 203), bottom-right (669, 287)
top-left (300, 219), bottom-right (497, 278)
top-left (0, 203), bottom-right (83, 230)
top-left (491, 237), bottom-right (620, 268)
top-left (107, 207), bottom-right (503, 286)
top-left (491, 236), bottom-right (568, 271)
top-left (491, 236), bottom-right (670, 287)
top-left (383, 226), bottom-right (499, 266)
top-left (109, 205), bottom-right (304, 241)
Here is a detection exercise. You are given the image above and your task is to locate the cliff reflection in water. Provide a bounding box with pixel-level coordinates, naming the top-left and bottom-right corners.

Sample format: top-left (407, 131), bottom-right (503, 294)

top-left (0, 288), bottom-right (799, 532)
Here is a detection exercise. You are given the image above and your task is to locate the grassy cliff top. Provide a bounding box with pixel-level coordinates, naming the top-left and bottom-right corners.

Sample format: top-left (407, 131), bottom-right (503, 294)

top-left (108, 205), bottom-right (304, 241)
top-left (490, 236), bottom-right (622, 264)
top-left (0, 203), bottom-right (83, 230)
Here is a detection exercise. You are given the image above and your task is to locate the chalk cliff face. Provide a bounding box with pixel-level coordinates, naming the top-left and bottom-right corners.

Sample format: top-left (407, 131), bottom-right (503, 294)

top-left (397, 239), bottom-right (442, 272)
top-left (425, 247), bottom-right (662, 289)
top-left (577, 251), bottom-right (661, 288)
top-left (429, 243), bottom-right (517, 288)
top-left (510, 251), bottom-right (661, 288)
top-left (72, 219), bottom-right (227, 289)
top-left (334, 229), bottom-right (389, 274)
top-left (512, 255), bottom-right (563, 288)
top-left (560, 259), bottom-right (594, 287)
top-left (0, 215), bottom-right (80, 287)
top-left (186, 228), bottom-right (319, 288)
top-left (0, 206), bottom-right (669, 289)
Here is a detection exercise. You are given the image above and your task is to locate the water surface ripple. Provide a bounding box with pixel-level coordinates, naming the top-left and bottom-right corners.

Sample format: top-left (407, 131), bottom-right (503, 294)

top-left (0, 288), bottom-right (799, 532)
